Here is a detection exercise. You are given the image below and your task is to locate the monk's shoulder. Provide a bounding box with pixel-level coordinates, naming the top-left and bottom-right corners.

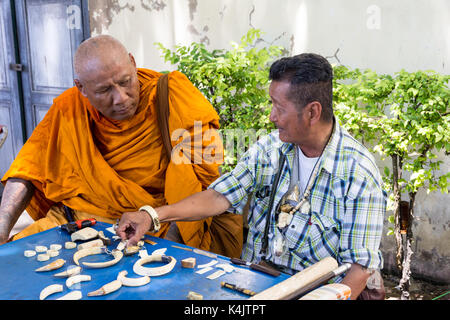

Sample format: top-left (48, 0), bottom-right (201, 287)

top-left (137, 68), bottom-right (161, 80)
top-left (51, 87), bottom-right (86, 113)
top-left (166, 71), bottom-right (218, 123)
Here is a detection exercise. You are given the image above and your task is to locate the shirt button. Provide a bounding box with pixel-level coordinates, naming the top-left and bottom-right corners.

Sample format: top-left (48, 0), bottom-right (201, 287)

top-left (290, 224), bottom-right (295, 229)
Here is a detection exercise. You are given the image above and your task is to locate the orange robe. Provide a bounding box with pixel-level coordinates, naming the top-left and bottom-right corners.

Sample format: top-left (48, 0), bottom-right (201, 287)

top-left (1, 69), bottom-right (242, 256)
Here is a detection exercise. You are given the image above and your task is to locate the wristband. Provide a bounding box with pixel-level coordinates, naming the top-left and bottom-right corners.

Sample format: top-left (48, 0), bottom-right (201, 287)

top-left (139, 205), bottom-right (161, 233)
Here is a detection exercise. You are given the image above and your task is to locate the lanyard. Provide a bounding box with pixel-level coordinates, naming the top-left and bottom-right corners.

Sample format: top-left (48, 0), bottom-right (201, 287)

top-left (260, 152), bottom-right (286, 258)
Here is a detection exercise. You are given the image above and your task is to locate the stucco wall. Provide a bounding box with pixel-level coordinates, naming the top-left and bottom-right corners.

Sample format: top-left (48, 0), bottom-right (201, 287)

top-left (88, 0), bottom-right (450, 283)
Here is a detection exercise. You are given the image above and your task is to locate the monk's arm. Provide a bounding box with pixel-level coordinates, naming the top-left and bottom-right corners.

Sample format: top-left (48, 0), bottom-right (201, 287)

top-left (117, 189), bottom-right (231, 245)
top-left (0, 178), bottom-right (35, 244)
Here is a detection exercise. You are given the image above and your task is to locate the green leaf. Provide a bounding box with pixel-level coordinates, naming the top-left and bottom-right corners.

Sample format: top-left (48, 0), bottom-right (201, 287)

top-left (388, 215), bottom-right (395, 224)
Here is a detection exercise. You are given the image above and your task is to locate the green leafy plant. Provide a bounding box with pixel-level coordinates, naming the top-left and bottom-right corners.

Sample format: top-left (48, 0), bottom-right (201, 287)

top-left (333, 65), bottom-right (450, 299)
top-left (157, 29), bottom-right (449, 298)
top-left (156, 29), bottom-right (284, 171)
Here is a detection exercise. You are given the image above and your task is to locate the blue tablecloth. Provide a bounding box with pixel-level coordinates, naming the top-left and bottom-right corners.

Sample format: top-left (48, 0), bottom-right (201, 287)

top-left (0, 222), bottom-right (289, 300)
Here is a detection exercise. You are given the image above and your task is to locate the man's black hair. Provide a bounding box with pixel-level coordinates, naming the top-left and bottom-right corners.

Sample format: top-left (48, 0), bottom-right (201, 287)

top-left (269, 53), bottom-right (333, 122)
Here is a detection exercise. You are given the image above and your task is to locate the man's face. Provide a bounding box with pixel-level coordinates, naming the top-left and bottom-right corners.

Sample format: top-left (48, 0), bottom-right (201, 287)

top-left (269, 80), bottom-right (310, 146)
top-left (75, 53), bottom-right (140, 121)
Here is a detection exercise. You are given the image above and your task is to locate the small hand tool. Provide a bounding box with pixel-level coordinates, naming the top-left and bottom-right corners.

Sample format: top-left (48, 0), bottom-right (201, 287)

top-left (60, 218), bottom-right (97, 234)
top-left (172, 245), bottom-right (192, 252)
top-left (221, 281), bottom-right (257, 296)
top-left (230, 257), bottom-right (280, 277)
top-left (193, 248), bottom-right (218, 259)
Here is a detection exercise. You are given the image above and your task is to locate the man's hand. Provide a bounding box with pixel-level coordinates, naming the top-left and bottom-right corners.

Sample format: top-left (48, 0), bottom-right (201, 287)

top-left (341, 263), bottom-right (371, 300)
top-left (116, 210), bottom-right (152, 246)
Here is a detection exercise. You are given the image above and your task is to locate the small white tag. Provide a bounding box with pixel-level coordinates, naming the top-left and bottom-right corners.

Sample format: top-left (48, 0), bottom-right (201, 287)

top-left (206, 270), bottom-right (226, 280)
top-left (197, 260), bottom-right (218, 269)
top-left (195, 266), bottom-right (213, 274)
top-left (216, 263), bottom-right (234, 273)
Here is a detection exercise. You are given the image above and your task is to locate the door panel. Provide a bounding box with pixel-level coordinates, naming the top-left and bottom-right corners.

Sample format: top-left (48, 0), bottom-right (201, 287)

top-left (15, 0), bottom-right (89, 139)
top-left (26, 1), bottom-right (75, 92)
top-left (0, 0), bottom-right (25, 178)
top-left (0, 11), bottom-right (7, 89)
top-left (0, 0), bottom-right (89, 178)
top-left (0, 103), bottom-right (15, 175)
top-left (32, 103), bottom-right (50, 125)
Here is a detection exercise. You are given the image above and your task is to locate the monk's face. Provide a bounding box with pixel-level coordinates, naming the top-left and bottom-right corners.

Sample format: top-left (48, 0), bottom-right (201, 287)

top-left (75, 53), bottom-right (140, 121)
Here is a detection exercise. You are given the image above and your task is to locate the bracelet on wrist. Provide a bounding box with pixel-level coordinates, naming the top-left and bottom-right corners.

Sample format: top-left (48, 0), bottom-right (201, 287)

top-left (139, 205), bottom-right (161, 233)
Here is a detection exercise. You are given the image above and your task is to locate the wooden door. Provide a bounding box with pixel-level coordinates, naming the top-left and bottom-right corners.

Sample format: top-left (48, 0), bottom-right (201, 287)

top-left (0, 0), bottom-right (89, 178)
top-left (0, 0), bottom-right (24, 178)
top-left (14, 0), bottom-right (90, 138)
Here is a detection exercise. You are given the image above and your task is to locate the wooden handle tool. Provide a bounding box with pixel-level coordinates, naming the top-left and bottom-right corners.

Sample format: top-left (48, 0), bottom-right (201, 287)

top-left (221, 282), bottom-right (257, 296)
top-left (230, 257), bottom-right (280, 277)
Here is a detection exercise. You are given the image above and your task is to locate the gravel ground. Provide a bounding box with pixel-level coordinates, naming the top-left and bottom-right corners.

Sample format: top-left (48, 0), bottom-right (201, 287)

top-left (383, 272), bottom-right (450, 300)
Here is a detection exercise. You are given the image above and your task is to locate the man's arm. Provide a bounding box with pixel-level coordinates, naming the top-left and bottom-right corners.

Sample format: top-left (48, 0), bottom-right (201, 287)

top-left (117, 189), bottom-right (231, 245)
top-left (0, 178), bottom-right (35, 244)
top-left (340, 263), bottom-right (371, 300)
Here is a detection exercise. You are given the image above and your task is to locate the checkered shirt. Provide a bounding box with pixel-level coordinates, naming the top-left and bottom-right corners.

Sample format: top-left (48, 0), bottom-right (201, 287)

top-left (209, 120), bottom-right (386, 280)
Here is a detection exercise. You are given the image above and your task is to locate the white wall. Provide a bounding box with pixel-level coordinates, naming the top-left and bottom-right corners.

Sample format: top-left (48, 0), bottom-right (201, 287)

top-left (88, 0), bottom-right (450, 283)
top-left (89, 0), bottom-right (450, 75)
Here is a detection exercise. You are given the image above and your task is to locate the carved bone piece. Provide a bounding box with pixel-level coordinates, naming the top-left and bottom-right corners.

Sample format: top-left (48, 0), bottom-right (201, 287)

top-left (71, 227), bottom-right (98, 242)
top-left (77, 239), bottom-right (104, 251)
top-left (133, 254), bottom-right (177, 277)
top-left (65, 241), bottom-right (77, 249)
top-left (24, 250), bottom-right (36, 257)
top-left (54, 265), bottom-right (82, 278)
top-left (57, 290), bottom-right (82, 300)
top-left (181, 257), bottom-right (196, 268)
top-left (35, 258), bottom-right (66, 272)
top-left (81, 250), bottom-right (123, 269)
top-left (117, 270), bottom-right (151, 287)
top-left (37, 253), bottom-right (50, 261)
top-left (87, 279), bottom-right (122, 296)
top-left (73, 246), bottom-right (103, 266)
top-left (39, 284), bottom-right (63, 300)
top-left (66, 274), bottom-right (91, 288)
top-left (98, 231), bottom-right (112, 245)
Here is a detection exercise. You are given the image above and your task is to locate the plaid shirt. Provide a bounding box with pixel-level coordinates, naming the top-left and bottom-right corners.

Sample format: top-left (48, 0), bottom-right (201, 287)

top-left (209, 120), bottom-right (386, 279)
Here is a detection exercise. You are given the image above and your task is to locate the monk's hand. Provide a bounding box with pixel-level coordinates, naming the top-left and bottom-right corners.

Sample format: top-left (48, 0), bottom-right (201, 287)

top-left (0, 231), bottom-right (8, 245)
top-left (116, 210), bottom-right (152, 246)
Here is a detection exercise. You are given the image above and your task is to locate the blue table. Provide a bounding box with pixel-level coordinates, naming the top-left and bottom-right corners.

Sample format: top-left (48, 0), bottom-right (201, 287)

top-left (0, 222), bottom-right (289, 300)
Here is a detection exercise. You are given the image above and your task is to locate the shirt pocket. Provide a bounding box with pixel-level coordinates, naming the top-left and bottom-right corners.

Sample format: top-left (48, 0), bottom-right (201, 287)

top-left (288, 211), bottom-right (340, 265)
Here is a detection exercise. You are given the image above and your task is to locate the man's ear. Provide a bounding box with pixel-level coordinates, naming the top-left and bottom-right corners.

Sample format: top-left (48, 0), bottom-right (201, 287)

top-left (74, 79), bottom-right (88, 97)
top-left (306, 101), bottom-right (322, 125)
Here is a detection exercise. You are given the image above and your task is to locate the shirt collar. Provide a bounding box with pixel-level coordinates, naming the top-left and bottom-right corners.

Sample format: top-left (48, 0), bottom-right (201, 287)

top-left (279, 117), bottom-right (346, 179)
top-left (319, 118), bottom-right (346, 179)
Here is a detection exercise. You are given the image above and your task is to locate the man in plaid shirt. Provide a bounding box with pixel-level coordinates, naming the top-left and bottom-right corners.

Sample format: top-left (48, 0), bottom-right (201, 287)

top-left (118, 53), bottom-right (386, 299)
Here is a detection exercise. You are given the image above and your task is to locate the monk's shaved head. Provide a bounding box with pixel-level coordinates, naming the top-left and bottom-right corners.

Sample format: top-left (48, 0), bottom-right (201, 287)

top-left (74, 35), bottom-right (132, 82)
top-left (73, 35), bottom-right (140, 121)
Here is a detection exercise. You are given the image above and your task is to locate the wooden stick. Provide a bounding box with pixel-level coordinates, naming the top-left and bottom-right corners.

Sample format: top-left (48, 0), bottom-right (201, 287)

top-left (248, 257), bottom-right (338, 300)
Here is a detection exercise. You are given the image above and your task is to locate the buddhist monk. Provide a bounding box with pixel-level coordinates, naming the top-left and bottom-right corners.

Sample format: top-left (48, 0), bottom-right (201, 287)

top-left (0, 35), bottom-right (243, 257)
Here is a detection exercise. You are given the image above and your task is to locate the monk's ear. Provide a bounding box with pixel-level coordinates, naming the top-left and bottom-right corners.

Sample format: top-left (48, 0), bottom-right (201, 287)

top-left (74, 79), bottom-right (88, 97)
top-left (129, 53), bottom-right (137, 69)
